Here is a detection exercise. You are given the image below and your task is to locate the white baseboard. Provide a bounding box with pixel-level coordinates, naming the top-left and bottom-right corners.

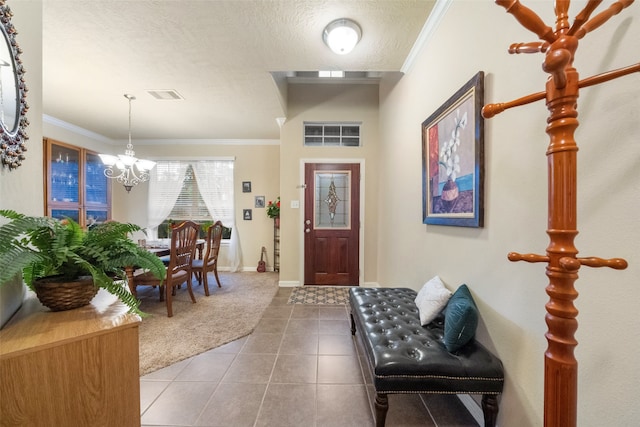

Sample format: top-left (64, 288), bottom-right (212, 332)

top-left (278, 281), bottom-right (299, 287)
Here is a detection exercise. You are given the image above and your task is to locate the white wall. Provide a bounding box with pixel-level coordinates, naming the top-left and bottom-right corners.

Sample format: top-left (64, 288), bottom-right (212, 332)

top-left (0, 0), bottom-right (43, 215)
top-left (378, 1), bottom-right (640, 425)
top-left (279, 83), bottom-right (380, 285)
top-left (0, 0), bottom-right (43, 327)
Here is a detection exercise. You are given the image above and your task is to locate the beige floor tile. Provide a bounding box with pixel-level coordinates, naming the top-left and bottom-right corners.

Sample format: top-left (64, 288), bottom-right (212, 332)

top-left (291, 304), bottom-right (320, 318)
top-left (141, 357), bottom-right (191, 380)
top-left (261, 304), bottom-right (294, 318)
top-left (241, 332), bottom-right (283, 354)
top-left (319, 305), bottom-right (350, 320)
top-left (268, 296), bottom-right (291, 306)
top-left (221, 353), bottom-right (277, 383)
top-left (319, 334), bottom-right (357, 355)
top-left (318, 355), bottom-right (364, 384)
top-left (139, 380), bottom-right (170, 414)
top-left (317, 384), bottom-right (375, 426)
top-left (270, 354), bottom-right (318, 383)
top-left (385, 393), bottom-right (436, 427)
top-left (320, 318), bottom-right (351, 334)
top-left (140, 381), bottom-right (218, 426)
top-left (194, 382), bottom-right (267, 427)
top-left (207, 335), bottom-right (247, 353)
top-left (253, 317), bottom-right (289, 334)
top-left (254, 383), bottom-right (316, 427)
top-left (174, 352), bottom-right (236, 382)
top-left (285, 317), bottom-right (319, 334)
top-left (279, 332), bottom-right (319, 355)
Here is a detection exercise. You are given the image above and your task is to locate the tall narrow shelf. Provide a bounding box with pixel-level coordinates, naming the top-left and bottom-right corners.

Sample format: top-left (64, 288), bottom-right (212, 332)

top-left (274, 219), bottom-right (280, 272)
top-left (0, 290), bottom-right (141, 426)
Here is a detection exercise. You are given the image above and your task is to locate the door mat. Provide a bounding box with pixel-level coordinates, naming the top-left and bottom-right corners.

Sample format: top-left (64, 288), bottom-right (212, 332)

top-left (287, 286), bottom-right (350, 305)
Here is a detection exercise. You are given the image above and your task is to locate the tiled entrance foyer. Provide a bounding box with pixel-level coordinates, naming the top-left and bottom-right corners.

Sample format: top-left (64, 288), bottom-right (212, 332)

top-left (140, 286), bottom-right (479, 426)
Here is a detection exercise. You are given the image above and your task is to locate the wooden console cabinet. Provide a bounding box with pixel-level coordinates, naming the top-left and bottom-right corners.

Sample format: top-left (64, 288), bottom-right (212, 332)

top-left (0, 290), bottom-right (141, 427)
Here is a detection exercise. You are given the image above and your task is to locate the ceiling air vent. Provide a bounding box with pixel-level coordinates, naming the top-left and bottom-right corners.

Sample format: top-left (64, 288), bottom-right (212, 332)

top-left (146, 90), bottom-right (184, 100)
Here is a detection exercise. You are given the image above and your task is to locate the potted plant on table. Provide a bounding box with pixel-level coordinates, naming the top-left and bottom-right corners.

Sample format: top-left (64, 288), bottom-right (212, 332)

top-left (0, 210), bottom-right (166, 314)
top-left (266, 197), bottom-right (280, 227)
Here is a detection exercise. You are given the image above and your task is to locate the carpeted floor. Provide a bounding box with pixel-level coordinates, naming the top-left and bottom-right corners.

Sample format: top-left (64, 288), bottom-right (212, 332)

top-left (137, 271), bottom-right (279, 375)
top-left (287, 285), bottom-right (350, 305)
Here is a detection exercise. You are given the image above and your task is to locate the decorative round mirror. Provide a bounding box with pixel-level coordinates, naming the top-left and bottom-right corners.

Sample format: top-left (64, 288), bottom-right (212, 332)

top-left (0, 0), bottom-right (28, 170)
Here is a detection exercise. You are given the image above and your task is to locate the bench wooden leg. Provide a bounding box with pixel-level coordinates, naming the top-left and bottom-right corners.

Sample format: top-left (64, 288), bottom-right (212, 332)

top-left (482, 394), bottom-right (499, 427)
top-left (375, 393), bottom-right (388, 427)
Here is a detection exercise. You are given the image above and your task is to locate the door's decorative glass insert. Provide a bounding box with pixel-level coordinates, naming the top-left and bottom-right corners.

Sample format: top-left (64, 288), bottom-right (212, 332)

top-left (314, 171), bottom-right (350, 229)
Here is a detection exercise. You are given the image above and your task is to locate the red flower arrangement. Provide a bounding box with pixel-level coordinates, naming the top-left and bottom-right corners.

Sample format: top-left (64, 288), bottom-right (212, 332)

top-left (266, 197), bottom-right (280, 218)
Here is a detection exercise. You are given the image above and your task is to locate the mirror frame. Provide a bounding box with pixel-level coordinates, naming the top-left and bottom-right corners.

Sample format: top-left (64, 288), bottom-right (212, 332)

top-left (0, 0), bottom-right (28, 170)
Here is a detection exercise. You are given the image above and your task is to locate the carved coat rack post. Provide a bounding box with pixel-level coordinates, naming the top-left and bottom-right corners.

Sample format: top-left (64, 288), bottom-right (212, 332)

top-left (482, 1), bottom-right (638, 426)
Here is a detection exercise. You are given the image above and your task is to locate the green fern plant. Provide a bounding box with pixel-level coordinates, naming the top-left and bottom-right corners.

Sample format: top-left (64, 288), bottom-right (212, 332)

top-left (0, 210), bottom-right (166, 315)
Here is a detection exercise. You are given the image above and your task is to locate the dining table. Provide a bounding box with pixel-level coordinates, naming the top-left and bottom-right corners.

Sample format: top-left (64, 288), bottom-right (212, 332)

top-left (125, 239), bottom-right (205, 297)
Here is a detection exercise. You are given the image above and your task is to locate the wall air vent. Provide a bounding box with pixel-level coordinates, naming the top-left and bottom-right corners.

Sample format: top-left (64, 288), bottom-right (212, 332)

top-left (146, 90), bottom-right (184, 100)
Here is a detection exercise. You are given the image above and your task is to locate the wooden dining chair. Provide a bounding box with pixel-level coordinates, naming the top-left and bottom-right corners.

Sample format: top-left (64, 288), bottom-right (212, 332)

top-left (133, 220), bottom-right (200, 317)
top-left (191, 220), bottom-right (223, 296)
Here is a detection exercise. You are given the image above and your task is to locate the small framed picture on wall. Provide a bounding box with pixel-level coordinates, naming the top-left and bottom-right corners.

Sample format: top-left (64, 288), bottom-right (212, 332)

top-left (255, 196), bottom-right (265, 208)
top-left (242, 181), bottom-right (252, 193)
top-left (243, 209), bottom-right (252, 220)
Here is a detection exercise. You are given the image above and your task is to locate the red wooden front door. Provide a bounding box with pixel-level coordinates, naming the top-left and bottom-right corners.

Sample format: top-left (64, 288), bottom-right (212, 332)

top-left (304, 163), bottom-right (360, 285)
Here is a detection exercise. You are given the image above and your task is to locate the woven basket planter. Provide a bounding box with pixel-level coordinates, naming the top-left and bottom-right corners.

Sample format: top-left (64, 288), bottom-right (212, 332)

top-left (33, 276), bottom-right (98, 311)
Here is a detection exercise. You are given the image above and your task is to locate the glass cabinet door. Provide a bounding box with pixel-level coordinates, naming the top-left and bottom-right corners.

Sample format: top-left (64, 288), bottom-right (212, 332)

top-left (45, 138), bottom-right (111, 227)
top-left (49, 143), bottom-right (80, 204)
top-left (85, 152), bottom-right (108, 205)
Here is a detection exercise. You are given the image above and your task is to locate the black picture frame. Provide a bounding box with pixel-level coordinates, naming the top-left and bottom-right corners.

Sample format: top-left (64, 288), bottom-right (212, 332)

top-left (242, 181), bottom-right (252, 193)
top-left (243, 209), bottom-right (252, 220)
top-left (422, 71), bottom-right (484, 228)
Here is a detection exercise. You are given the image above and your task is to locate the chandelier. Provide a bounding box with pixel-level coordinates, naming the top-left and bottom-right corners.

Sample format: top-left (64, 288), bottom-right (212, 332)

top-left (99, 94), bottom-right (156, 192)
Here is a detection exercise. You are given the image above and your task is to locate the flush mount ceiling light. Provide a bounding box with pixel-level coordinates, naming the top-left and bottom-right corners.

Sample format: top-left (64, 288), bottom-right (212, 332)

top-left (322, 18), bottom-right (362, 55)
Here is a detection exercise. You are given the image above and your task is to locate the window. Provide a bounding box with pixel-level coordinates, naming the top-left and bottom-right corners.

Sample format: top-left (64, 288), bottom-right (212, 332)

top-left (304, 122), bottom-right (361, 147)
top-left (155, 165), bottom-right (232, 239)
top-left (169, 166), bottom-right (211, 222)
top-left (148, 160), bottom-right (234, 240)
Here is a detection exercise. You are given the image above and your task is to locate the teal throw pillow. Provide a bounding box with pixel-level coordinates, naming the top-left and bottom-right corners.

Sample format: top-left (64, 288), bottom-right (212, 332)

top-left (443, 284), bottom-right (478, 352)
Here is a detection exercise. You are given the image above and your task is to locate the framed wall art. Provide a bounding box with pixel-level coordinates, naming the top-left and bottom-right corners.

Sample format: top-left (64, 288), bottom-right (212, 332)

top-left (422, 71), bottom-right (484, 228)
top-left (242, 181), bottom-right (252, 193)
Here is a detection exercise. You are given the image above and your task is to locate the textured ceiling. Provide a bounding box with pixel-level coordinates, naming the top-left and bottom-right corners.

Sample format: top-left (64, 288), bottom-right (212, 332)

top-left (43, 1), bottom-right (435, 142)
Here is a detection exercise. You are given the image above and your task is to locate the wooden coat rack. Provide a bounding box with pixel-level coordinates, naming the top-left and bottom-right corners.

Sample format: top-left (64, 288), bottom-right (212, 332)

top-left (481, 1), bottom-right (638, 426)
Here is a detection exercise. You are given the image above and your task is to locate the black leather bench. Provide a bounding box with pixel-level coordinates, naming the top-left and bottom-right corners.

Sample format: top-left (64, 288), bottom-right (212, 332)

top-left (349, 287), bottom-right (504, 427)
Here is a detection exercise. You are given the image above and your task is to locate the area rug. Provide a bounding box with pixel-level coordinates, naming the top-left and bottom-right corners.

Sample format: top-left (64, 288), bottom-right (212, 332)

top-left (137, 271), bottom-right (279, 375)
top-left (287, 286), bottom-right (350, 305)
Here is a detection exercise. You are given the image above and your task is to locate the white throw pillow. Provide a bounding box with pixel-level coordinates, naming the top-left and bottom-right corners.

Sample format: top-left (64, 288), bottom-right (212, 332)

top-left (414, 276), bottom-right (452, 325)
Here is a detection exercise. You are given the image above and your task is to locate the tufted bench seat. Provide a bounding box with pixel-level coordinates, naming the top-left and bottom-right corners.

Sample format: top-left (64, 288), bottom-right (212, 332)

top-left (349, 287), bottom-right (504, 427)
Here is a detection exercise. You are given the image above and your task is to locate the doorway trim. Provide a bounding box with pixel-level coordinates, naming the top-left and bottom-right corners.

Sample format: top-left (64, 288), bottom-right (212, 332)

top-left (299, 158), bottom-right (365, 287)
